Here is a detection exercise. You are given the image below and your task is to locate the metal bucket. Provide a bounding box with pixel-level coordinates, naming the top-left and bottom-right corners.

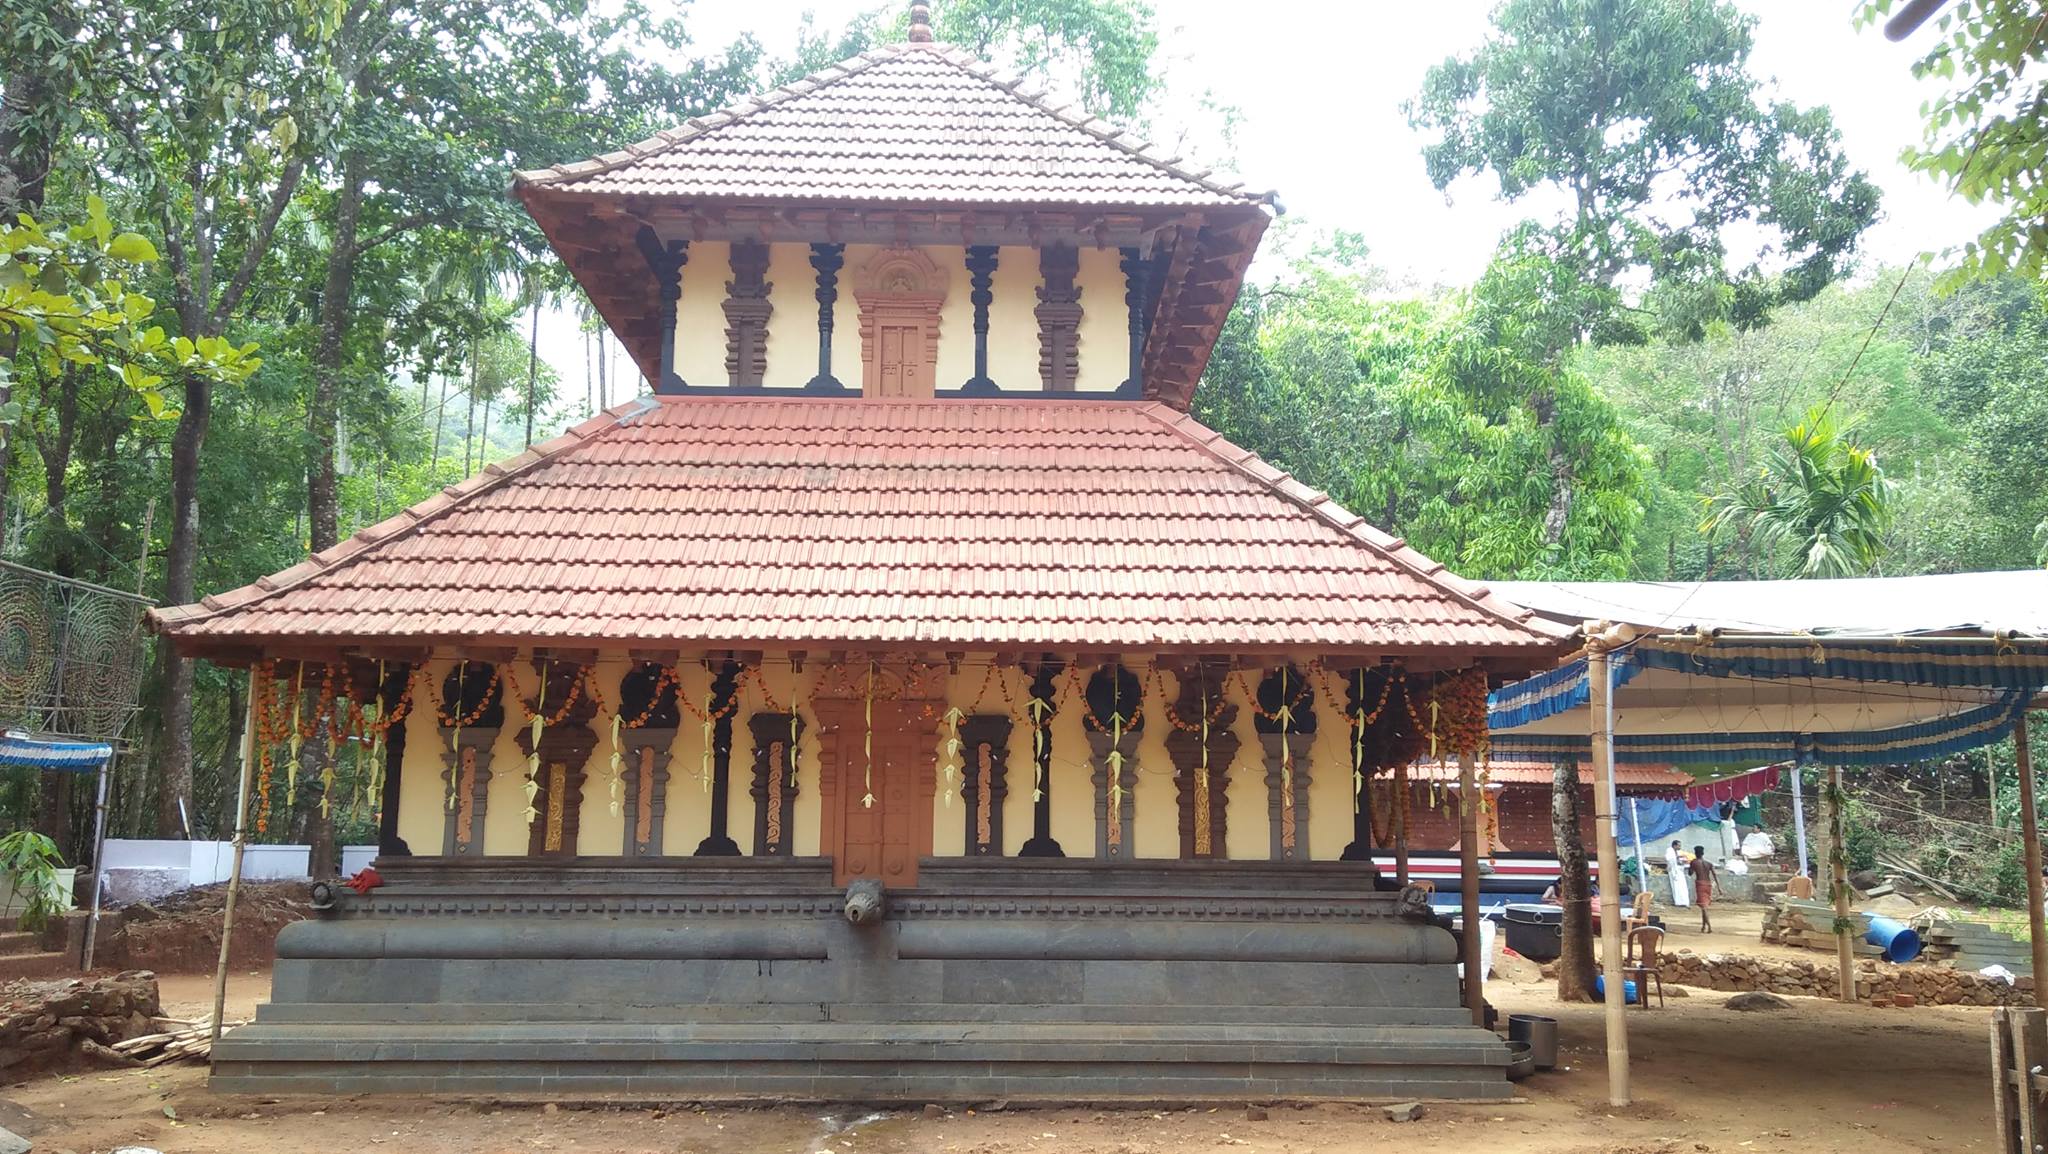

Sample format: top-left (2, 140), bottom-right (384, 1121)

top-left (1504, 1038), bottom-right (1536, 1081)
top-left (1508, 1013), bottom-right (1558, 1070)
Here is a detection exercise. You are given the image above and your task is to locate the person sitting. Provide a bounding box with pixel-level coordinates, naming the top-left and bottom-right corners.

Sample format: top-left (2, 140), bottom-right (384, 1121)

top-left (1540, 881), bottom-right (1561, 906)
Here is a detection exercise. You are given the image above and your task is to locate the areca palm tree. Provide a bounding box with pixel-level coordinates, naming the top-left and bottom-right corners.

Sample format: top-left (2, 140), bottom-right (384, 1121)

top-left (1703, 405), bottom-right (1894, 578)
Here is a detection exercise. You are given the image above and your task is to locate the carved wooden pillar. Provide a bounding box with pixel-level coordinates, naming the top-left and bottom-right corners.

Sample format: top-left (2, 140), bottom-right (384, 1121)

top-left (1018, 659), bottom-right (1064, 857)
top-left (1339, 667), bottom-right (1380, 862)
top-left (1254, 665), bottom-right (1317, 861)
top-left (723, 239), bottom-right (773, 385)
top-left (958, 714), bottom-right (1012, 855)
top-left (620, 728), bottom-right (675, 856)
top-left (696, 660), bottom-right (743, 856)
top-left (1084, 664), bottom-right (1143, 860)
top-left (636, 226), bottom-right (689, 391)
top-left (617, 662), bottom-right (681, 857)
top-left (1036, 244), bottom-right (1082, 391)
top-left (749, 712), bottom-right (804, 856)
top-left (806, 242), bottom-right (847, 391)
top-left (960, 245), bottom-right (1000, 394)
top-left (516, 663), bottom-right (600, 858)
top-left (436, 661), bottom-right (503, 856)
top-left (365, 661), bottom-right (412, 856)
top-left (1118, 246), bottom-right (1149, 394)
top-left (1166, 666), bottom-right (1236, 859)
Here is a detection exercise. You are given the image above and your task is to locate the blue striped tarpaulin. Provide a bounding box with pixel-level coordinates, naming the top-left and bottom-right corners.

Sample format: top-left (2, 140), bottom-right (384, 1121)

top-left (0, 731), bottom-right (113, 771)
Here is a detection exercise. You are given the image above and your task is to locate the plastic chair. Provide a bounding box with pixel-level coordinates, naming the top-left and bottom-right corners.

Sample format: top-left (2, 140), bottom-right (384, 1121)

top-left (1622, 925), bottom-right (1666, 1009)
top-left (1623, 889), bottom-right (1655, 937)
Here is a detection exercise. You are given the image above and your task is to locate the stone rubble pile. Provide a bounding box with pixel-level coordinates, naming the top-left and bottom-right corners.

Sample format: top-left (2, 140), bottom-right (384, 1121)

top-left (1658, 949), bottom-right (2030, 1007)
top-left (0, 970), bottom-right (161, 1076)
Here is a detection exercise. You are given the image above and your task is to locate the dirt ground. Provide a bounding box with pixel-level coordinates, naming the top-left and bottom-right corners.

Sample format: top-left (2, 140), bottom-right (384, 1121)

top-left (0, 901), bottom-right (2008, 1154)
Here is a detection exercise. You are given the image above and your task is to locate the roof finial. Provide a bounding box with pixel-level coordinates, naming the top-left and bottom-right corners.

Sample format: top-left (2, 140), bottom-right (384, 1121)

top-left (908, 1), bottom-right (933, 43)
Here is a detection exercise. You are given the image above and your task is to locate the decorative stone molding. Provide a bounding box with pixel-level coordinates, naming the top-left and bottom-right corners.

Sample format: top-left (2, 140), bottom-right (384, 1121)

top-left (1036, 243), bottom-right (1082, 391)
top-left (854, 247), bottom-right (947, 397)
top-left (722, 239), bottom-right (773, 385)
top-left (1165, 669), bottom-right (1236, 859)
top-left (748, 712), bottom-right (805, 856)
top-left (958, 714), bottom-right (1012, 855)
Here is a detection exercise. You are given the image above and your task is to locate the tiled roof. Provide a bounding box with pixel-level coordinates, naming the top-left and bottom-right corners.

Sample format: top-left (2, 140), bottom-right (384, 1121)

top-left (1405, 760), bottom-right (1693, 793)
top-left (513, 44), bottom-right (1271, 209)
top-left (152, 398), bottom-right (1570, 657)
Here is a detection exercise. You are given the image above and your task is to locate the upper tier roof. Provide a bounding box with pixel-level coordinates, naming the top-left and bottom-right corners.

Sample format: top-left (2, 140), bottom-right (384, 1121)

top-left (152, 397), bottom-right (1569, 662)
top-left (513, 44), bottom-right (1273, 210)
top-left (512, 42), bottom-right (1274, 410)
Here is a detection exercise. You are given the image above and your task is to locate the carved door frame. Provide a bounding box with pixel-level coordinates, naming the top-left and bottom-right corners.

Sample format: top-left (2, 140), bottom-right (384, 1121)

top-left (854, 248), bottom-right (947, 398)
top-left (815, 685), bottom-right (941, 887)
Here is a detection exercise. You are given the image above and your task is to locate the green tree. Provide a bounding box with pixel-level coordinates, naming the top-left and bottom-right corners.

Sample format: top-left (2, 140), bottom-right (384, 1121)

top-left (1703, 405), bottom-right (1895, 577)
top-left (1409, 0), bottom-right (1880, 548)
top-left (1862, 0), bottom-right (2048, 284)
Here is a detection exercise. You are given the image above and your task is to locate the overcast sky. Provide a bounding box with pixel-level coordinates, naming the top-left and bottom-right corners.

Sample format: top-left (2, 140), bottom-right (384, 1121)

top-left (530, 0), bottom-right (1994, 414)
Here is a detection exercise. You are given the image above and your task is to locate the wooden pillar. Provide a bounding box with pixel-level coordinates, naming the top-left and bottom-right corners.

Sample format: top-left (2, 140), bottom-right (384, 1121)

top-left (1458, 749), bottom-right (1483, 1026)
top-left (210, 667), bottom-right (258, 1050)
top-left (1019, 660), bottom-right (1064, 857)
top-left (636, 227), bottom-right (688, 391)
top-left (722, 240), bottom-right (773, 385)
top-left (1588, 643), bottom-right (1629, 1106)
top-left (2017, 715), bottom-right (2048, 1004)
top-left (374, 662), bottom-right (412, 856)
top-left (1394, 763), bottom-right (1410, 884)
top-left (960, 246), bottom-right (999, 394)
top-left (1118, 246), bottom-right (1149, 394)
top-left (1036, 244), bottom-right (1082, 391)
top-left (806, 243), bottom-right (846, 391)
top-left (695, 660), bottom-right (743, 856)
top-left (1828, 765), bottom-right (1856, 1003)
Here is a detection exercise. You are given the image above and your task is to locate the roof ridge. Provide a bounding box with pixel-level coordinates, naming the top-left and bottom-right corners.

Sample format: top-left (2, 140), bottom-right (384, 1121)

top-left (1132, 403), bottom-right (1573, 644)
top-left (150, 397), bottom-right (659, 631)
top-left (512, 44), bottom-right (1272, 207)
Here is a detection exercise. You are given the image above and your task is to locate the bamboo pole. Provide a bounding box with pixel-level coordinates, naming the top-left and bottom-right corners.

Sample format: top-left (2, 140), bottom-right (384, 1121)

top-left (210, 669), bottom-right (259, 1050)
top-left (1458, 749), bottom-right (1482, 1026)
top-left (1588, 640), bottom-right (1629, 1106)
top-left (1828, 765), bottom-right (1855, 1005)
top-left (80, 749), bottom-right (117, 970)
top-left (2015, 716), bottom-right (2046, 1005)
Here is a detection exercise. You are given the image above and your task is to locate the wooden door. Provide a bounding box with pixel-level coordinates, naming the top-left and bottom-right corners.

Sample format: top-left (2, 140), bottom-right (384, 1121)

top-left (868, 313), bottom-right (933, 398)
top-left (819, 697), bottom-right (934, 886)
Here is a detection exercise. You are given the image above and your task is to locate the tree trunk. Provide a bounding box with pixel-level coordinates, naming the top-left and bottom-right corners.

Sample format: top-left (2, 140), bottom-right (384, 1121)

top-left (154, 369), bottom-right (213, 835)
top-left (1552, 759), bottom-right (1597, 1000)
top-left (309, 154), bottom-right (365, 556)
top-left (463, 336), bottom-right (477, 476)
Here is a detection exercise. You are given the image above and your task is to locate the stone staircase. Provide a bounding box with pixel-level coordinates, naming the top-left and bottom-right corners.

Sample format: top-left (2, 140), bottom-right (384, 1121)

top-left (0, 915), bottom-right (82, 982)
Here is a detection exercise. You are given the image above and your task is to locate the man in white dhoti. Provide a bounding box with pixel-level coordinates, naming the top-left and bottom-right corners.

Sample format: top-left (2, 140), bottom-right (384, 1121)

top-left (1665, 839), bottom-right (1692, 907)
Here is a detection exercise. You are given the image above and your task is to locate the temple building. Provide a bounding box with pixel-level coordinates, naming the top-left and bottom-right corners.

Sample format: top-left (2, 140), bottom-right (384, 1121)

top-left (152, 16), bottom-right (1571, 1100)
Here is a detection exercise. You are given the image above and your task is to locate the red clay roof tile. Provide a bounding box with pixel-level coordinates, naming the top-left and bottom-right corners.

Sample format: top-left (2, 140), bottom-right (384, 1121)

top-left (152, 398), bottom-right (1570, 659)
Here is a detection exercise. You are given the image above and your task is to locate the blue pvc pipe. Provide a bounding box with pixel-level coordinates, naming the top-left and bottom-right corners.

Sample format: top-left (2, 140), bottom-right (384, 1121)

top-left (1863, 915), bottom-right (1922, 963)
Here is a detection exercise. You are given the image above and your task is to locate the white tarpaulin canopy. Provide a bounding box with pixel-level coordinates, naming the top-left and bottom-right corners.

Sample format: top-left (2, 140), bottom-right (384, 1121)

top-left (1486, 570), bottom-right (2048, 766)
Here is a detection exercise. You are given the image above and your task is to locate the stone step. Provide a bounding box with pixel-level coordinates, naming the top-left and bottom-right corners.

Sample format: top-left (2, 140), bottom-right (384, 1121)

top-left (252, 1001), bottom-right (1480, 1028)
top-left (0, 931), bottom-right (41, 955)
top-left (0, 951), bottom-right (73, 981)
top-left (211, 1020), bottom-right (1514, 1101)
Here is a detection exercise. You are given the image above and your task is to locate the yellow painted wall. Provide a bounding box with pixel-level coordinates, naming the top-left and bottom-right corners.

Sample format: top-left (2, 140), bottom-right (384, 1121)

top-left (761, 243), bottom-right (817, 388)
top-left (674, 240), bottom-right (731, 387)
top-left (390, 651), bottom-right (1368, 863)
top-left (1074, 245), bottom-right (1129, 393)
